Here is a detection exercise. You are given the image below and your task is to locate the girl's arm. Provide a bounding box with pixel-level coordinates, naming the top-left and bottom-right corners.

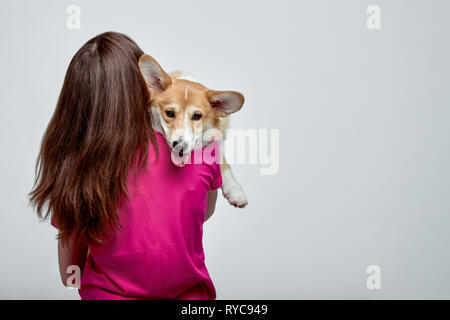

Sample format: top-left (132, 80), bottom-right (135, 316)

top-left (204, 190), bottom-right (218, 222)
top-left (57, 236), bottom-right (88, 286)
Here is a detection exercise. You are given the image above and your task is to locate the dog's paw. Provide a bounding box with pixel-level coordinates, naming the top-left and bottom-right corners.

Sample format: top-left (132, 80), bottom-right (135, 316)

top-left (222, 183), bottom-right (248, 208)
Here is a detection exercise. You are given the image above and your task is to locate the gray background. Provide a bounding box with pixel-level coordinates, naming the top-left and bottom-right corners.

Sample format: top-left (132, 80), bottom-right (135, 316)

top-left (1, 0), bottom-right (449, 299)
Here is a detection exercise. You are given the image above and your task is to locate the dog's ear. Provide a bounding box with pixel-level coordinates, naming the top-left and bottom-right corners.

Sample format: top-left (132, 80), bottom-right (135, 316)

top-left (207, 91), bottom-right (244, 116)
top-left (139, 54), bottom-right (172, 92)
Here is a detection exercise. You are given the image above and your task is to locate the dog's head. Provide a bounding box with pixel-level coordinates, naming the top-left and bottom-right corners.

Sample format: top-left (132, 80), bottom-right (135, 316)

top-left (138, 54), bottom-right (244, 162)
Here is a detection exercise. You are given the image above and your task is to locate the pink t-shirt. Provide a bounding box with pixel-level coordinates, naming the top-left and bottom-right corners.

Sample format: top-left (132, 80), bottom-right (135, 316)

top-left (53, 131), bottom-right (222, 300)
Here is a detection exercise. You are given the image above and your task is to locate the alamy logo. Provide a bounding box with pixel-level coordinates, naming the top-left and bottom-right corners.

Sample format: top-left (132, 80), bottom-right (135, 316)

top-left (168, 127), bottom-right (280, 176)
top-left (66, 265), bottom-right (81, 289)
top-left (366, 5), bottom-right (381, 30)
top-left (66, 5), bottom-right (81, 30)
top-left (366, 265), bottom-right (381, 290)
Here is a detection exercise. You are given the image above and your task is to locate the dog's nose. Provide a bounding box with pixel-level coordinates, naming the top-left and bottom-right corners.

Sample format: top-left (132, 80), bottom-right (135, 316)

top-left (172, 139), bottom-right (187, 158)
top-left (172, 136), bottom-right (184, 148)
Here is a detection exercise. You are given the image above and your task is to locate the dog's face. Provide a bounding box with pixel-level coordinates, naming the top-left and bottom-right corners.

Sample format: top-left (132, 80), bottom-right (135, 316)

top-left (139, 54), bottom-right (244, 159)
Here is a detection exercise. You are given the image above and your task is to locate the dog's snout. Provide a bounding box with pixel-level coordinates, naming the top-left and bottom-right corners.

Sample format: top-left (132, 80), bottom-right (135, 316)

top-left (172, 136), bottom-right (184, 148)
top-left (177, 143), bottom-right (187, 157)
top-left (171, 137), bottom-right (187, 158)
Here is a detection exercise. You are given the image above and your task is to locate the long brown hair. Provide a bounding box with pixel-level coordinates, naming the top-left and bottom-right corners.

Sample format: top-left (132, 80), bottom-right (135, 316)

top-left (29, 32), bottom-right (156, 244)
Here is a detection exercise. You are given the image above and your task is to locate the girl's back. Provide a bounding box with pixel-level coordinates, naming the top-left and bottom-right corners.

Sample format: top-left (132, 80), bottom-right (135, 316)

top-left (73, 132), bottom-right (221, 299)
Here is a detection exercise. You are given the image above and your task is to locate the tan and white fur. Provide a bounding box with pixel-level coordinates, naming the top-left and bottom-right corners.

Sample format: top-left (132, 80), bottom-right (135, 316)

top-left (139, 54), bottom-right (247, 208)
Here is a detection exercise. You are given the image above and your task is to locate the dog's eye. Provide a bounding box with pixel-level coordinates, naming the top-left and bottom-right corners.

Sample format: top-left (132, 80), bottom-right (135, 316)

top-left (165, 110), bottom-right (175, 118)
top-left (192, 113), bottom-right (202, 121)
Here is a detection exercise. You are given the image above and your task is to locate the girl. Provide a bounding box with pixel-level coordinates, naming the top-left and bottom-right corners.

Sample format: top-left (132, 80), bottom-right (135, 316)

top-left (29, 32), bottom-right (221, 300)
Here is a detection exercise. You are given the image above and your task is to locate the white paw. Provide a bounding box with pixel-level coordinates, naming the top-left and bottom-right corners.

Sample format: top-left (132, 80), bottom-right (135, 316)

top-left (222, 182), bottom-right (248, 208)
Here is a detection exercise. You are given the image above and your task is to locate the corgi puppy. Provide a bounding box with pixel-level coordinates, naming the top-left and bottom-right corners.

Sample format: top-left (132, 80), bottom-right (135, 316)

top-left (138, 54), bottom-right (247, 208)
